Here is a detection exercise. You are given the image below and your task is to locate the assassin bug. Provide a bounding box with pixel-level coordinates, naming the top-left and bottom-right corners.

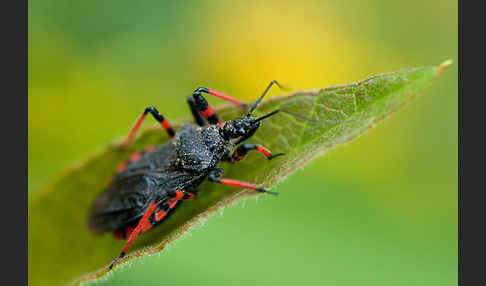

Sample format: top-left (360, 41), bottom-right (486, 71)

top-left (87, 81), bottom-right (287, 270)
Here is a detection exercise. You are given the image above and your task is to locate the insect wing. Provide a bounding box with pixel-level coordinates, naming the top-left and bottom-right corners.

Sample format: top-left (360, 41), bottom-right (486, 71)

top-left (117, 141), bottom-right (175, 175)
top-left (87, 172), bottom-right (158, 233)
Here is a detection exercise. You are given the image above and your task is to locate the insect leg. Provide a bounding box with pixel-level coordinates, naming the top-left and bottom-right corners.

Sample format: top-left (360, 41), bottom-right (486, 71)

top-left (192, 88), bottom-right (223, 126)
top-left (108, 200), bottom-right (158, 270)
top-left (140, 193), bottom-right (190, 233)
top-left (208, 170), bottom-right (278, 195)
top-left (194, 87), bottom-right (244, 105)
top-left (191, 87), bottom-right (244, 126)
top-left (247, 80), bottom-right (287, 116)
top-left (228, 143), bottom-right (284, 163)
top-left (187, 96), bottom-right (206, 126)
top-left (121, 106), bottom-right (175, 146)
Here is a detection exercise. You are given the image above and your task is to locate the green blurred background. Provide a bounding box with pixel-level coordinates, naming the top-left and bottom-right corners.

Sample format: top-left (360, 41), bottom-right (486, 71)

top-left (28, 0), bottom-right (457, 285)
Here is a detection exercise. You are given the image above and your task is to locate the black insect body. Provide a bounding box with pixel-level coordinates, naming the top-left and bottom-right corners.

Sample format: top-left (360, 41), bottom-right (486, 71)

top-left (87, 81), bottom-right (286, 270)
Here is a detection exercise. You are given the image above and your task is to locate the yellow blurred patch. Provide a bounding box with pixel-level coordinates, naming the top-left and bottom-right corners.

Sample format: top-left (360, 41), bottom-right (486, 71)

top-left (195, 0), bottom-right (404, 100)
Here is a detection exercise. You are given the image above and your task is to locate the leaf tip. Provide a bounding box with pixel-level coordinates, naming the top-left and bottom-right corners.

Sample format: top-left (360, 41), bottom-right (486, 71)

top-left (437, 59), bottom-right (453, 76)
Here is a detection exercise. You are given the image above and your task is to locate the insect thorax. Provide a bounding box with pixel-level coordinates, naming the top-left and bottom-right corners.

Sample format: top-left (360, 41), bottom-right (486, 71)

top-left (174, 124), bottom-right (232, 172)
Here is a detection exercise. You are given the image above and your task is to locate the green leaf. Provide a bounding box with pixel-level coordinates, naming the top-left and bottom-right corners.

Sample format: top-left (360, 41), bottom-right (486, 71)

top-left (28, 60), bottom-right (452, 286)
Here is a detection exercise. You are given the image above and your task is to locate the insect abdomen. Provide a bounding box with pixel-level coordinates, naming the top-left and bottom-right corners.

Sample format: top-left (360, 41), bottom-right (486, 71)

top-left (112, 198), bottom-right (182, 240)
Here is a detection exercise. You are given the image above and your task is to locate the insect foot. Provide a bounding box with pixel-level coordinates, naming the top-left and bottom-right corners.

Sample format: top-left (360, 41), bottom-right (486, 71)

top-left (208, 169), bottom-right (278, 196)
top-left (108, 251), bottom-right (125, 270)
top-left (267, 152), bottom-right (285, 160)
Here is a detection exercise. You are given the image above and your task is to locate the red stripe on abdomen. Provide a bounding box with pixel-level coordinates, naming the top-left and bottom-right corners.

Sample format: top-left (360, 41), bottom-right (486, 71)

top-left (155, 209), bottom-right (167, 222)
top-left (145, 145), bottom-right (156, 153)
top-left (168, 198), bottom-right (178, 209)
top-left (130, 152), bottom-right (143, 163)
top-left (142, 220), bottom-right (153, 232)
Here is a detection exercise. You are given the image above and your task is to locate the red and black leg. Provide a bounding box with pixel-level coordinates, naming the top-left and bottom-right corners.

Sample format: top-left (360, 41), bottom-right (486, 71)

top-left (229, 143), bottom-right (284, 163)
top-left (121, 106), bottom-right (175, 146)
top-left (208, 169), bottom-right (278, 195)
top-left (138, 191), bottom-right (194, 235)
top-left (190, 87), bottom-right (244, 127)
top-left (112, 190), bottom-right (195, 241)
top-left (109, 200), bottom-right (158, 269)
top-left (187, 96), bottom-right (206, 127)
top-left (109, 191), bottom-right (196, 268)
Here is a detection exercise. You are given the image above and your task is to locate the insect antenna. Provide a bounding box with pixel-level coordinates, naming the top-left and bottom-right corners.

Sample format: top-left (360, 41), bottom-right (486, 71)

top-left (247, 80), bottom-right (288, 117)
top-left (255, 109), bottom-right (280, 121)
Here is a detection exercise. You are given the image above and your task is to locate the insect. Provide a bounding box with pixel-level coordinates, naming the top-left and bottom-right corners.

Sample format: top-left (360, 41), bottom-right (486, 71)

top-left (87, 81), bottom-right (287, 270)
